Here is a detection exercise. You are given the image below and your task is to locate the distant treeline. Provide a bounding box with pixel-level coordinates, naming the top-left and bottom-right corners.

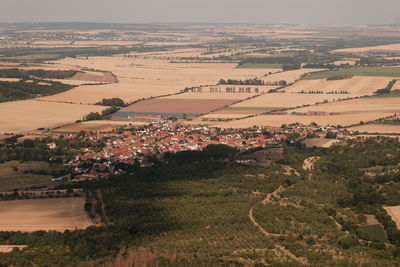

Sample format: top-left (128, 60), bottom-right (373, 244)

top-left (0, 68), bottom-right (78, 79)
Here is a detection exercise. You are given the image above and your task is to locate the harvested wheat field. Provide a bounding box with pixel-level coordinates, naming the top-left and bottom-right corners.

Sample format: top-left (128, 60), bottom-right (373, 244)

top-left (348, 124), bottom-right (400, 134)
top-left (333, 43), bottom-right (400, 54)
top-left (213, 113), bottom-right (390, 128)
top-left (0, 100), bottom-right (105, 134)
top-left (230, 93), bottom-right (359, 109)
top-left (293, 97), bottom-right (400, 115)
top-left (54, 120), bottom-right (146, 133)
top-left (0, 198), bottom-right (93, 232)
top-left (119, 98), bottom-right (236, 115)
top-left (384, 206), bottom-right (400, 230)
top-left (282, 76), bottom-right (392, 95)
top-left (165, 91), bottom-right (258, 100)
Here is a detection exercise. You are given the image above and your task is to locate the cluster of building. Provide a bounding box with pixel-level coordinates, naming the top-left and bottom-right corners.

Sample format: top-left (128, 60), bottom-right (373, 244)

top-left (54, 120), bottom-right (351, 182)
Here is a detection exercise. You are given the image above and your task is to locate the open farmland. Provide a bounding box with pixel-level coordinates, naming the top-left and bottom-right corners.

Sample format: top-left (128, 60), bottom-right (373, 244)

top-left (53, 120), bottom-right (146, 133)
top-left (348, 124), bottom-right (400, 134)
top-left (332, 43), bottom-right (400, 54)
top-left (200, 93), bottom-right (361, 120)
top-left (282, 76), bottom-right (393, 95)
top-left (0, 198), bottom-right (93, 232)
top-left (262, 68), bottom-right (325, 84)
top-left (117, 98), bottom-right (236, 117)
top-left (303, 67), bottom-right (400, 80)
top-left (0, 100), bottom-right (105, 134)
top-left (41, 56), bottom-right (271, 104)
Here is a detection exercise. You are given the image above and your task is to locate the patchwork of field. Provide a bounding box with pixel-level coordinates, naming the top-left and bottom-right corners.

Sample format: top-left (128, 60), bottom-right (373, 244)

top-left (200, 93), bottom-right (361, 120)
top-left (348, 124), bottom-right (400, 134)
top-left (119, 98), bottom-right (236, 116)
top-left (210, 97), bottom-right (400, 128)
top-left (41, 56), bottom-right (270, 104)
top-left (282, 76), bottom-right (392, 95)
top-left (53, 120), bottom-right (146, 133)
top-left (332, 43), bottom-right (400, 54)
top-left (0, 198), bottom-right (93, 232)
top-left (303, 67), bottom-right (400, 79)
top-left (0, 100), bottom-right (105, 134)
top-left (262, 68), bottom-right (325, 84)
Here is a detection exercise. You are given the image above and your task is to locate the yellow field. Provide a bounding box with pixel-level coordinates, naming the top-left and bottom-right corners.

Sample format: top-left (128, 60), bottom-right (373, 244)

top-left (165, 91), bottom-right (258, 100)
top-left (348, 124), bottom-right (400, 134)
top-left (40, 55), bottom-right (271, 104)
top-left (333, 43), bottom-right (400, 54)
top-left (54, 120), bottom-right (146, 133)
top-left (209, 97), bottom-right (400, 128)
top-left (0, 198), bottom-right (93, 232)
top-left (384, 206), bottom-right (400, 230)
top-left (0, 100), bottom-right (105, 134)
top-left (282, 76), bottom-right (392, 95)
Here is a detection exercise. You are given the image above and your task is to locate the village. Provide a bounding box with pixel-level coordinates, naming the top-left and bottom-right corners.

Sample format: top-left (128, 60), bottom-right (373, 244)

top-left (53, 120), bottom-right (352, 183)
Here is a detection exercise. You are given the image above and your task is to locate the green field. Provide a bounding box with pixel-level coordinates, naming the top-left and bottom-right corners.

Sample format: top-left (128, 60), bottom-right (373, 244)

top-left (237, 63), bottom-right (283, 69)
top-left (358, 224), bottom-right (389, 243)
top-left (222, 106), bottom-right (287, 111)
top-left (303, 67), bottom-right (400, 80)
top-left (0, 161), bottom-right (62, 191)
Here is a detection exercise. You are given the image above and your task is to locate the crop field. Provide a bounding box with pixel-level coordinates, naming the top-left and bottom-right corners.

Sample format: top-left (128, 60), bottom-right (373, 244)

top-left (0, 198), bottom-right (93, 232)
top-left (119, 98), bottom-right (236, 116)
top-left (0, 161), bottom-right (63, 192)
top-left (332, 43), bottom-right (400, 54)
top-left (41, 55), bottom-right (271, 104)
top-left (303, 67), bottom-right (400, 80)
top-left (282, 76), bottom-right (392, 95)
top-left (0, 100), bottom-right (105, 134)
top-left (53, 120), bottom-right (146, 133)
top-left (348, 124), bottom-right (400, 134)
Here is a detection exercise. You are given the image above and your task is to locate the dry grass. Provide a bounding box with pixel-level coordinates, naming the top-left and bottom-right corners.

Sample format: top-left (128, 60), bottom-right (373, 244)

top-left (0, 100), bottom-right (105, 134)
top-left (0, 198), bottom-right (93, 232)
top-left (0, 245), bottom-right (27, 253)
top-left (302, 138), bottom-right (341, 148)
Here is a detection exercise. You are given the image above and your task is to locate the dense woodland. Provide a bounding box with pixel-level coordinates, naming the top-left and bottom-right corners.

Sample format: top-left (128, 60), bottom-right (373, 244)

top-left (0, 80), bottom-right (74, 102)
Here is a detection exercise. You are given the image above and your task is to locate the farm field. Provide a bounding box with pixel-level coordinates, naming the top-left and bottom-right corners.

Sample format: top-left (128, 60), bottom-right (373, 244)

top-left (262, 68), bottom-right (325, 84)
top-left (332, 43), bottom-right (400, 54)
top-left (348, 124), bottom-right (400, 134)
top-left (303, 67), bottom-right (400, 80)
top-left (118, 98), bottom-right (236, 116)
top-left (0, 198), bottom-right (93, 232)
top-left (41, 56), bottom-right (272, 104)
top-left (282, 76), bottom-right (393, 95)
top-left (237, 63), bottom-right (283, 69)
top-left (199, 93), bottom-right (361, 121)
top-left (0, 161), bottom-right (63, 192)
top-left (53, 120), bottom-right (146, 133)
top-left (0, 100), bottom-right (105, 134)
top-left (163, 91), bottom-right (259, 100)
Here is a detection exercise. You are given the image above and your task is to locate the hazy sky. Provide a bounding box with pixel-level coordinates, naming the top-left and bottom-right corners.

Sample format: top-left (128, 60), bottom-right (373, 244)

top-left (1, 0), bottom-right (400, 25)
